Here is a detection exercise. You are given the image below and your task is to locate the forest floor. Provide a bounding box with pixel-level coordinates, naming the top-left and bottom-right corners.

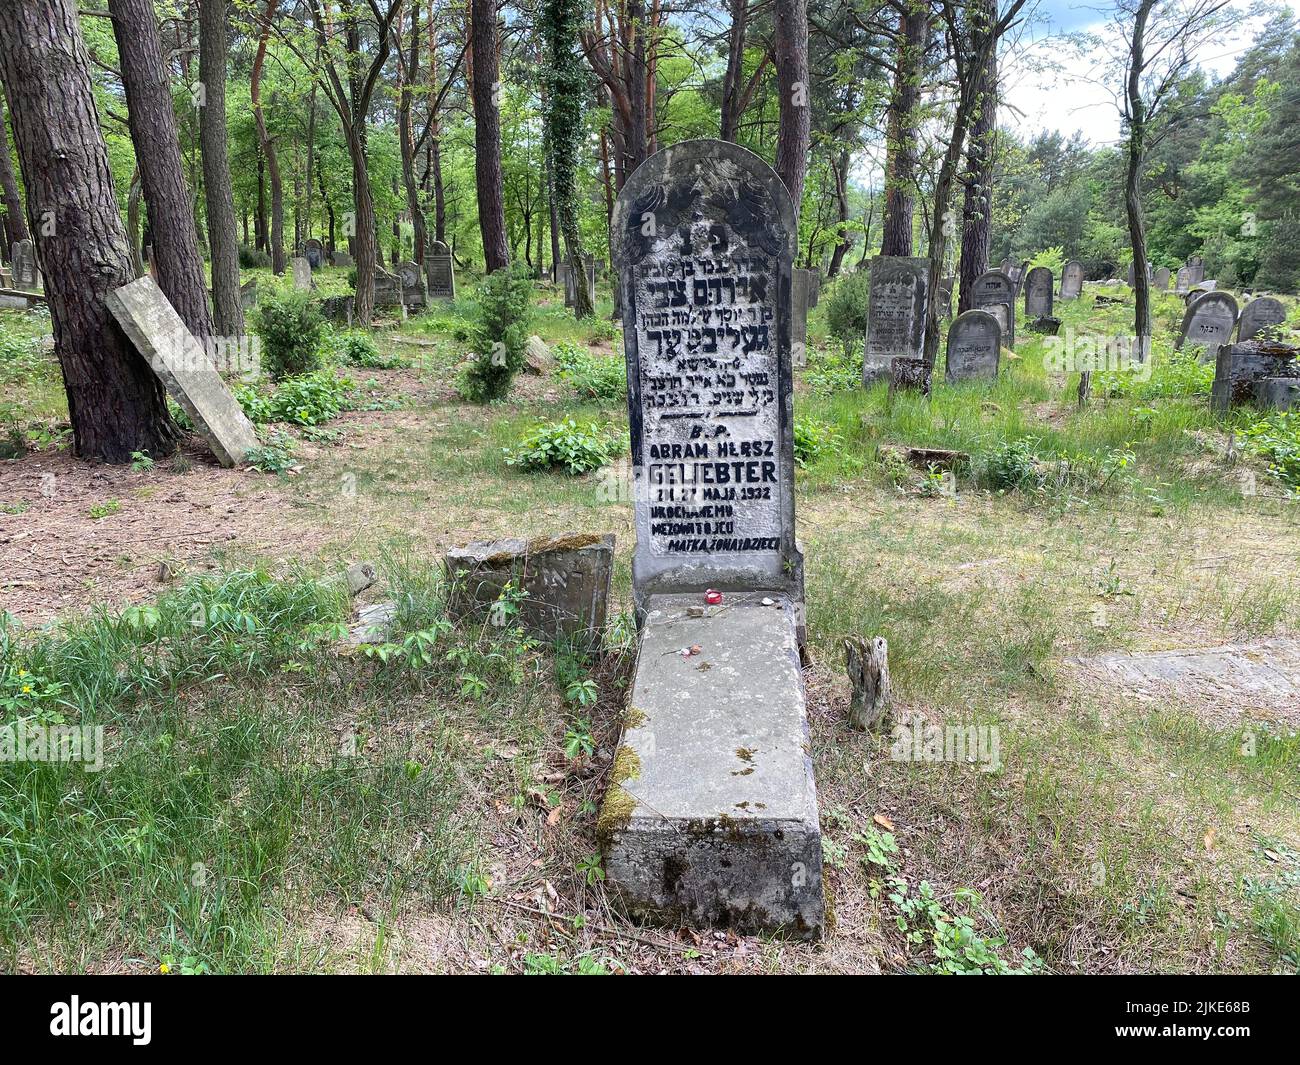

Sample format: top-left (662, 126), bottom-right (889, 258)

top-left (1, 269), bottom-right (1298, 974)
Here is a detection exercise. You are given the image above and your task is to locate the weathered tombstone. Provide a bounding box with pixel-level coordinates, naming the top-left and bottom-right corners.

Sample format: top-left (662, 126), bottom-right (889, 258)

top-left (1176, 291), bottom-right (1238, 359)
top-left (290, 256), bottom-right (312, 291)
top-left (938, 276), bottom-right (954, 320)
top-left (1153, 266), bottom-right (1171, 291)
top-left (889, 356), bottom-right (932, 397)
top-left (239, 278), bottom-right (258, 311)
top-left (606, 139), bottom-right (822, 939)
top-left (11, 239), bottom-right (38, 288)
top-left (1186, 255), bottom-right (1205, 286)
top-left (1060, 260), bottom-right (1084, 300)
top-left (1175, 266), bottom-right (1192, 294)
top-left (792, 268), bottom-right (809, 368)
top-left (970, 269), bottom-right (1016, 348)
top-left (423, 241), bottom-right (455, 300)
top-left (397, 261), bottom-right (427, 311)
top-left (558, 261), bottom-right (573, 307)
top-left (304, 238), bottom-right (325, 270)
top-left (1023, 266), bottom-right (1054, 318)
top-left (105, 277), bottom-right (258, 467)
top-left (864, 255), bottom-right (929, 385)
top-left (372, 267), bottom-right (403, 311)
top-left (444, 532), bottom-right (614, 643)
top-left (1014, 259), bottom-right (1030, 294)
top-left (332, 250), bottom-right (354, 268)
top-left (1210, 340), bottom-right (1299, 413)
top-left (945, 308), bottom-right (1001, 382)
top-left (1238, 296), bottom-right (1287, 342)
top-left (318, 295), bottom-right (354, 325)
top-left (808, 270), bottom-right (820, 307)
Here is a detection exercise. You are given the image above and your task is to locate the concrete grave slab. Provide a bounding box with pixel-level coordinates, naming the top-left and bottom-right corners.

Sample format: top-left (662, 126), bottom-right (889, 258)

top-left (106, 276), bottom-right (259, 467)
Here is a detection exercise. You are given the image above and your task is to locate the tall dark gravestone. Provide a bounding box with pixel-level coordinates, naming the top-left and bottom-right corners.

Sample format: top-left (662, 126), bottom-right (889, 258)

top-left (970, 269), bottom-right (1016, 348)
top-left (864, 256), bottom-right (929, 385)
top-left (12, 239), bottom-right (39, 288)
top-left (1176, 291), bottom-right (1239, 359)
top-left (1060, 260), bottom-right (1084, 300)
top-left (1238, 296), bottom-right (1287, 342)
top-left (945, 309), bottom-right (1002, 382)
top-left (1023, 266), bottom-right (1054, 317)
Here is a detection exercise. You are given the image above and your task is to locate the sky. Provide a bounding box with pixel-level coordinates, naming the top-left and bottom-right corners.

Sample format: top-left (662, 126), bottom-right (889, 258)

top-left (1003, 0), bottom-right (1292, 147)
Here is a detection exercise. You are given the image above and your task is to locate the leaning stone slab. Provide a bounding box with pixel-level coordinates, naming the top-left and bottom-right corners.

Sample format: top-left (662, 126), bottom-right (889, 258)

top-left (106, 277), bottom-right (258, 467)
top-left (601, 592), bottom-right (824, 939)
top-left (444, 531), bottom-right (614, 644)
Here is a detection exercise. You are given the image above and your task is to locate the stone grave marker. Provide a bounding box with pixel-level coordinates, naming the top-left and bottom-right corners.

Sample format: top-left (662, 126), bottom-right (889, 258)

top-left (332, 250), bottom-right (354, 268)
top-left (945, 308), bottom-right (1001, 382)
top-left (938, 276), bottom-right (954, 320)
top-left (372, 267), bottom-right (403, 311)
top-left (1023, 266), bottom-right (1054, 318)
top-left (1238, 296), bottom-right (1287, 342)
top-left (291, 256), bottom-right (311, 291)
top-left (1175, 266), bottom-right (1192, 294)
top-left (1060, 260), bottom-right (1084, 299)
top-left (303, 238), bottom-right (325, 270)
top-left (808, 270), bottom-right (820, 307)
top-left (864, 255), bottom-right (929, 385)
top-left (1210, 339), bottom-right (1299, 413)
top-left (1186, 255), bottom-right (1205, 286)
top-left (1176, 291), bottom-right (1239, 359)
top-left (397, 261), bottom-right (427, 311)
top-left (606, 138), bottom-right (822, 938)
top-left (106, 277), bottom-right (258, 467)
top-left (792, 268), bottom-right (809, 368)
top-left (11, 239), bottom-right (38, 288)
top-left (1154, 266), bottom-right (1171, 291)
top-left (239, 278), bottom-right (258, 311)
top-left (423, 241), bottom-right (455, 299)
top-left (558, 262), bottom-right (574, 307)
top-left (970, 268), bottom-right (1016, 348)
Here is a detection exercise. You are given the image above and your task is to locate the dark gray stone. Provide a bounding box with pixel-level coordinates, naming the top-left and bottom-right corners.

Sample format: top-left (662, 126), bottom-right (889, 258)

top-left (1255, 377), bottom-right (1300, 411)
top-left (304, 238), bottom-right (325, 270)
top-left (1210, 340), bottom-right (1299, 413)
top-left (1175, 265), bottom-right (1192, 294)
top-left (600, 592), bottom-right (824, 939)
top-left (444, 531), bottom-right (614, 643)
top-left (424, 249), bottom-right (455, 300)
top-left (1029, 315), bottom-right (1062, 335)
top-left (945, 308), bottom-right (1001, 382)
top-left (332, 250), bottom-right (354, 268)
top-left (1177, 291), bottom-right (1239, 359)
top-left (1060, 260), bottom-right (1084, 299)
top-left (239, 278), bottom-right (258, 311)
top-left (864, 255), bottom-right (929, 385)
top-left (889, 355), bottom-right (932, 397)
top-left (611, 139), bottom-right (804, 622)
top-left (106, 277), bottom-right (258, 467)
top-left (1023, 266), bottom-right (1054, 317)
top-left (1186, 255), bottom-right (1205, 286)
top-left (11, 239), bottom-right (38, 288)
top-left (1238, 296), bottom-right (1287, 342)
top-left (792, 268), bottom-right (809, 368)
top-left (970, 269), bottom-right (1016, 348)
top-left (319, 295), bottom-right (354, 325)
top-left (397, 261), bottom-right (427, 311)
top-left (372, 268), bottom-right (403, 311)
top-left (1153, 266), bottom-right (1171, 291)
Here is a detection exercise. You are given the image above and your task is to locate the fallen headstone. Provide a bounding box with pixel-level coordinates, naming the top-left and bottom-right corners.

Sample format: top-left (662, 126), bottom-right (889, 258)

top-left (105, 276), bottom-right (258, 467)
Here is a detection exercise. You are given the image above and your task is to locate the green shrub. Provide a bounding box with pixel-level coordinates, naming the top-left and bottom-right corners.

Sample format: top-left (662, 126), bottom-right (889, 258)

top-left (335, 330), bottom-right (403, 369)
top-left (504, 418), bottom-right (625, 475)
top-left (806, 338), bottom-right (861, 396)
top-left (459, 266), bottom-right (534, 403)
top-left (1240, 412), bottom-right (1300, 489)
top-left (255, 291), bottom-right (325, 380)
top-left (554, 341), bottom-right (626, 403)
top-left (793, 417), bottom-right (842, 467)
top-left (979, 438), bottom-right (1043, 491)
top-left (0, 333), bottom-right (53, 385)
top-left (1028, 245), bottom-right (1066, 273)
top-left (270, 370), bottom-right (354, 426)
top-left (246, 431), bottom-right (297, 474)
top-left (1098, 345), bottom-right (1213, 400)
top-left (824, 268), bottom-right (871, 346)
top-left (238, 245), bottom-right (271, 269)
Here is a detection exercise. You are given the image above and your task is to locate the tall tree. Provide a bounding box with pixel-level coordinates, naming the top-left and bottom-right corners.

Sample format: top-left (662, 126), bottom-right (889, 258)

top-left (250, 0), bottom-right (285, 275)
top-left (109, 0), bottom-right (214, 337)
top-left (880, 0), bottom-right (930, 256)
top-left (396, 3), bottom-right (427, 263)
top-left (581, 0), bottom-right (659, 188)
top-left (719, 0), bottom-right (769, 143)
top-left (198, 0), bottom-right (245, 336)
top-left (471, 0), bottom-right (509, 271)
top-left (0, 88), bottom-right (29, 258)
top-left (957, 0), bottom-right (997, 311)
top-left (0, 0), bottom-right (178, 462)
top-left (773, 0), bottom-right (811, 213)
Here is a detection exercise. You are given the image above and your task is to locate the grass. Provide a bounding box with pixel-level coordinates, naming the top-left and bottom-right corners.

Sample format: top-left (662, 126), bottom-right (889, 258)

top-left (1, 270), bottom-right (1297, 973)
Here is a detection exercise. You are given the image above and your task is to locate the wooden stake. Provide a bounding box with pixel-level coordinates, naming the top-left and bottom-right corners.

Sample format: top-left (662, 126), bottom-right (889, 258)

top-left (844, 635), bottom-right (891, 731)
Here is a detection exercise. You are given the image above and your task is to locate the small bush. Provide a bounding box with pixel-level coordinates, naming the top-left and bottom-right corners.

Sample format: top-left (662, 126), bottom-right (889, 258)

top-left (246, 431), bottom-right (297, 474)
top-left (335, 330), bottom-right (403, 370)
top-left (980, 438), bottom-right (1043, 491)
top-left (504, 418), bottom-right (625, 475)
top-left (255, 291), bottom-right (325, 380)
top-left (824, 268), bottom-right (871, 346)
top-left (459, 266), bottom-right (534, 403)
top-left (270, 371), bottom-right (354, 426)
top-left (238, 245), bottom-right (272, 269)
top-left (793, 417), bottom-right (842, 467)
top-left (1240, 411), bottom-right (1300, 489)
top-left (554, 341), bottom-right (626, 403)
top-left (805, 338), bottom-right (861, 396)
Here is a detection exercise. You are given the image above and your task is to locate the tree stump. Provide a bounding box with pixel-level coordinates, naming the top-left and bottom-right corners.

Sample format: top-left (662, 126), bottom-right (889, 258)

top-left (1076, 370), bottom-right (1092, 410)
top-left (844, 635), bottom-right (891, 731)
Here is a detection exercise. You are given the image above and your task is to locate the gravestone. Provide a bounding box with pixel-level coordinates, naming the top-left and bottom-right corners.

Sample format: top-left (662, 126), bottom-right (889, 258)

top-left (970, 269), bottom-right (1016, 348)
top-left (1175, 266), bottom-right (1192, 294)
top-left (105, 277), bottom-right (258, 467)
top-left (332, 250), bottom-right (354, 268)
top-left (558, 262), bottom-right (573, 307)
top-left (318, 295), bottom-right (354, 325)
top-left (372, 267), bottom-right (403, 311)
top-left (1153, 266), bottom-right (1171, 291)
top-left (424, 241), bottom-right (455, 300)
top-left (1186, 255), bottom-right (1205, 286)
top-left (864, 256), bottom-right (929, 385)
top-left (945, 309), bottom-right (1001, 382)
top-left (808, 270), bottom-right (820, 307)
top-left (1176, 291), bottom-right (1239, 359)
top-left (1060, 260), bottom-right (1084, 300)
top-left (607, 139), bottom-right (822, 938)
top-left (1210, 339), bottom-right (1299, 413)
top-left (304, 238), bottom-right (325, 270)
top-left (397, 261), bottom-right (427, 311)
top-left (1023, 266), bottom-right (1053, 318)
top-left (792, 268), bottom-right (809, 368)
top-left (290, 256), bottom-right (312, 291)
top-left (11, 239), bottom-right (38, 288)
top-left (239, 278), bottom-right (258, 311)
top-left (1238, 296), bottom-right (1287, 342)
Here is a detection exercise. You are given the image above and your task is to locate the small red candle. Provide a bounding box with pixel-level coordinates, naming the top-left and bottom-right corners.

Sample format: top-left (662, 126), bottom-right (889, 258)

top-left (704, 589), bottom-right (723, 605)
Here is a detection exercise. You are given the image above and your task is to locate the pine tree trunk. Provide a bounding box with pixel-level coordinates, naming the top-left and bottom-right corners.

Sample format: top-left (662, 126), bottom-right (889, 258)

top-left (0, 89), bottom-right (30, 254)
top-left (399, 4), bottom-right (427, 263)
top-left (958, 0), bottom-right (996, 313)
top-left (108, 0), bottom-right (214, 338)
top-left (251, 0), bottom-right (285, 274)
top-left (0, 0), bottom-right (178, 462)
top-left (198, 0), bottom-right (244, 336)
top-left (1127, 1), bottom-right (1155, 340)
top-left (471, 0), bottom-right (509, 271)
top-left (719, 0), bottom-right (748, 142)
top-left (350, 129), bottom-right (378, 324)
top-left (773, 0), bottom-right (810, 215)
top-left (881, 2), bottom-right (928, 257)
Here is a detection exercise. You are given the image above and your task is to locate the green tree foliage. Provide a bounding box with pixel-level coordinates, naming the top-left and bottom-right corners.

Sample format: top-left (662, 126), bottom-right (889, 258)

top-left (459, 265), bottom-right (534, 403)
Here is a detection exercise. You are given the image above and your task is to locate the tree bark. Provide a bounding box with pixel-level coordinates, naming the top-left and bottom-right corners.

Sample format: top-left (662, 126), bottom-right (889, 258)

top-left (845, 635), bottom-right (891, 731)
top-left (0, 0), bottom-right (178, 462)
top-left (881, 1), bottom-right (928, 257)
top-left (251, 0), bottom-right (285, 275)
top-left (471, 0), bottom-right (509, 271)
top-left (398, 3), bottom-right (427, 262)
top-left (957, 0), bottom-right (996, 313)
top-left (198, 0), bottom-right (244, 336)
top-left (828, 148), bottom-right (852, 277)
top-left (109, 0), bottom-right (214, 338)
top-left (0, 88), bottom-right (29, 256)
top-left (773, 0), bottom-right (810, 214)
top-left (1126, 0), bottom-right (1156, 340)
top-left (720, 0), bottom-right (748, 142)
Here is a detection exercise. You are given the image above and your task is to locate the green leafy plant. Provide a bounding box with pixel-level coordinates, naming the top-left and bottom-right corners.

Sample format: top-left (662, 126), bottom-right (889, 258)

top-left (793, 416), bottom-right (842, 467)
top-left (459, 265), bottom-right (534, 403)
top-left (553, 341), bottom-right (626, 402)
top-left (335, 330), bottom-right (403, 370)
top-left (1240, 411), bottom-right (1300, 489)
top-left (805, 338), bottom-right (861, 396)
top-left (268, 370), bottom-right (354, 426)
top-left (504, 418), bottom-right (625, 475)
top-left (255, 291), bottom-right (325, 380)
top-left (246, 431), bottom-right (297, 474)
top-left (129, 451), bottom-right (155, 473)
top-left (824, 268), bottom-right (871, 345)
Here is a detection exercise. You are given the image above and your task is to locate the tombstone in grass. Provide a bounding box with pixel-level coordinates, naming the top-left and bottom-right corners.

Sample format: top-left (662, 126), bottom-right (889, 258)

top-left (808, 270), bottom-right (820, 307)
top-left (970, 268), bottom-right (1016, 348)
top-left (1186, 255), bottom-right (1205, 286)
top-left (792, 268), bottom-right (809, 368)
top-left (945, 308), bottom-right (1001, 382)
top-left (372, 267), bottom-right (403, 311)
top-left (1175, 265), bottom-right (1192, 294)
top-left (397, 260), bottom-right (427, 312)
top-left (1154, 266), bottom-right (1171, 291)
top-left (291, 256), bottom-right (312, 291)
top-left (106, 277), bottom-right (258, 467)
top-left (1176, 291), bottom-right (1239, 360)
top-left (938, 276), bottom-right (954, 320)
top-left (558, 261), bottom-right (574, 306)
top-left (1238, 296), bottom-right (1287, 342)
top-left (1024, 266), bottom-right (1054, 318)
top-left (304, 238), bottom-right (325, 270)
top-left (606, 139), bottom-right (823, 939)
top-left (864, 256), bottom-right (929, 385)
top-left (11, 239), bottom-right (38, 288)
top-left (332, 250), bottom-right (354, 269)
top-left (424, 240), bottom-right (455, 300)
top-left (1060, 260), bottom-right (1085, 300)
top-left (239, 278), bottom-right (258, 311)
